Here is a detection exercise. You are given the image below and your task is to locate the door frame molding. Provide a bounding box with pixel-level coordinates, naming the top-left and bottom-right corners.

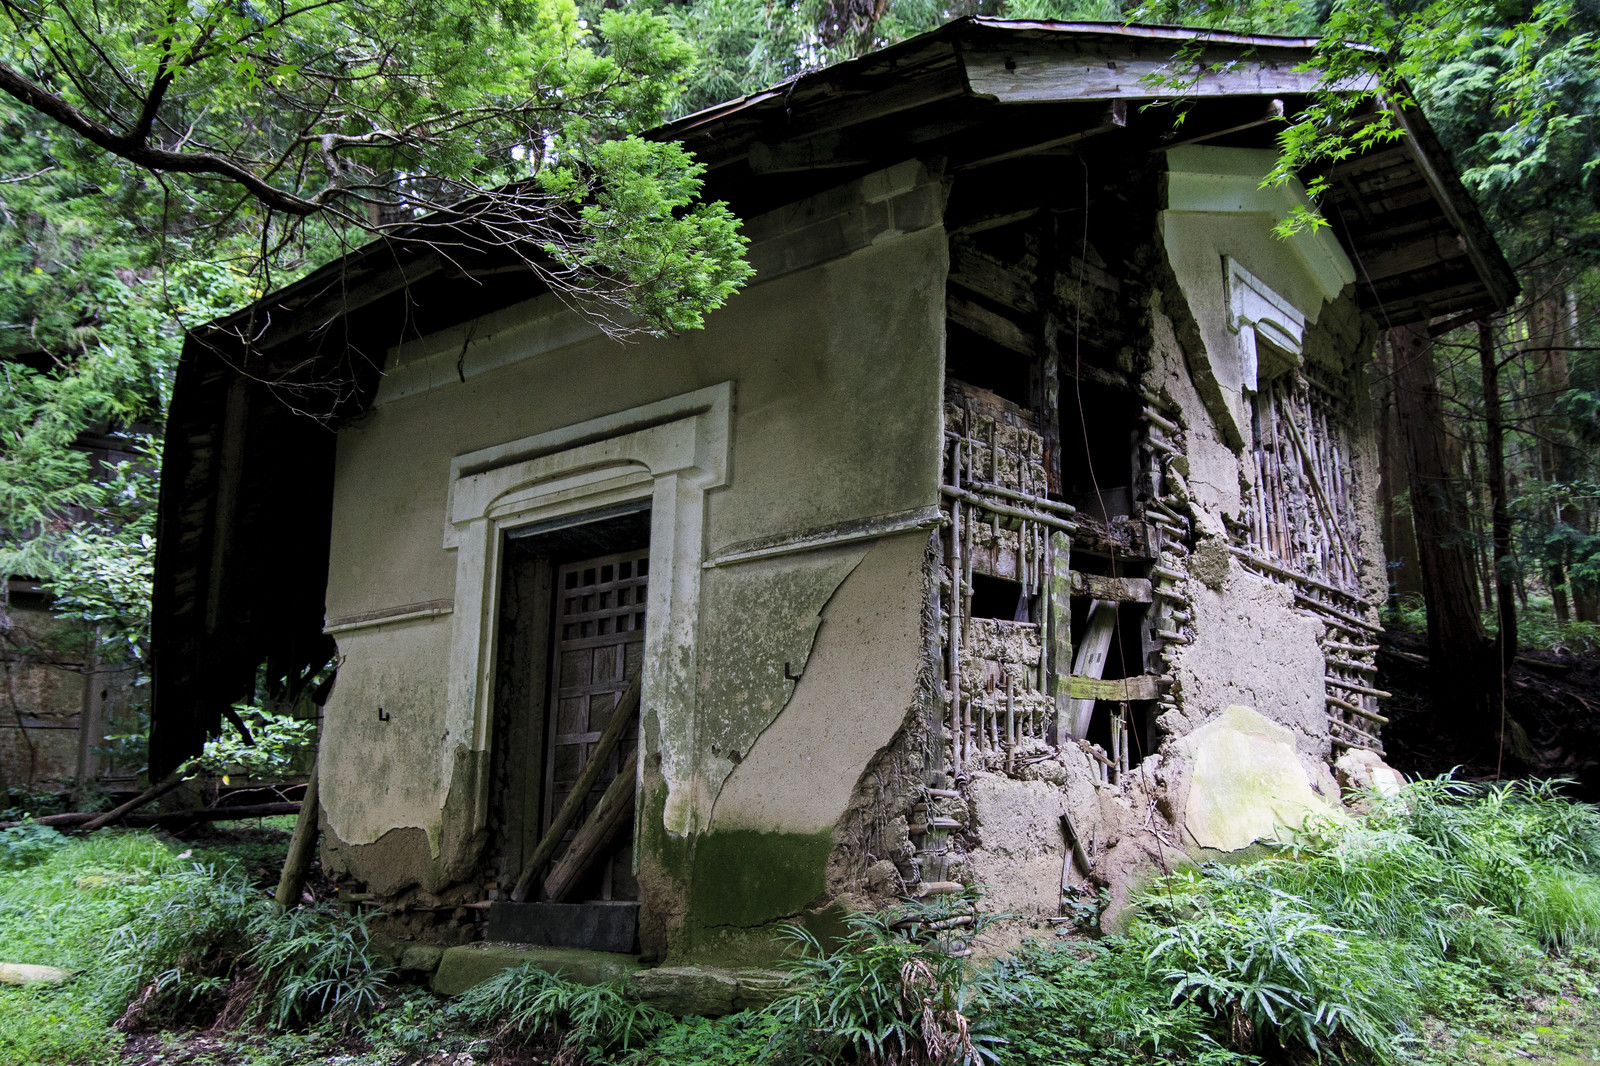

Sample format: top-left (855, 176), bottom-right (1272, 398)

top-left (442, 382), bottom-right (731, 846)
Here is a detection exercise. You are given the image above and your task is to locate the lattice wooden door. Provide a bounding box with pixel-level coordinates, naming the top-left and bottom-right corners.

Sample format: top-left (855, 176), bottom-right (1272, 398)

top-left (542, 548), bottom-right (648, 901)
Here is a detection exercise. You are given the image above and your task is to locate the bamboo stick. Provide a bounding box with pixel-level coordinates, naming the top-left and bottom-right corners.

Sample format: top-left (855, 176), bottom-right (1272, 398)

top-left (1325, 641), bottom-right (1380, 654)
top-left (1324, 676), bottom-right (1393, 699)
top-left (1292, 593), bottom-right (1383, 634)
top-left (1006, 673), bottom-right (1016, 747)
top-left (1143, 407), bottom-right (1181, 436)
top-left (963, 500), bottom-right (976, 638)
top-left (949, 499), bottom-right (963, 777)
top-left (1328, 717), bottom-right (1384, 749)
top-left (1281, 403), bottom-right (1359, 573)
top-left (1327, 695), bottom-right (1390, 724)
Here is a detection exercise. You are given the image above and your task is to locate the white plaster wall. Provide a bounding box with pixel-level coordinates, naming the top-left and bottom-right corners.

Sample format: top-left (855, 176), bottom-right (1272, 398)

top-left (709, 531), bottom-right (928, 835)
top-left (317, 176), bottom-right (948, 876)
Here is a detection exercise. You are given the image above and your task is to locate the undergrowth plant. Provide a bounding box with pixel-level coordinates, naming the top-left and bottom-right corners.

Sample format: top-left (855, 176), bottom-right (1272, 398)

top-left (1124, 774), bottom-right (1600, 1062)
top-left (98, 866), bottom-right (260, 1025)
top-left (985, 938), bottom-right (1255, 1066)
top-left (627, 1011), bottom-right (787, 1066)
top-left (769, 888), bottom-right (1002, 1066)
top-left (454, 962), bottom-right (669, 1062)
top-left (243, 901), bottom-right (392, 1030)
top-left (0, 818), bottom-right (68, 870)
top-left (1135, 872), bottom-right (1417, 1062)
top-left (100, 866), bottom-right (392, 1032)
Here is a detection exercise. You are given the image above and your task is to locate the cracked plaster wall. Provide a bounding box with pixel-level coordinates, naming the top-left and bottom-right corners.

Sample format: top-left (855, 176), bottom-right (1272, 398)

top-left (315, 163), bottom-right (949, 910)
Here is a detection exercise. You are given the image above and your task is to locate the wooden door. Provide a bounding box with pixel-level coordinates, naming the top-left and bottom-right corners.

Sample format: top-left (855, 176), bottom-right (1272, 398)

top-left (542, 548), bottom-right (647, 900)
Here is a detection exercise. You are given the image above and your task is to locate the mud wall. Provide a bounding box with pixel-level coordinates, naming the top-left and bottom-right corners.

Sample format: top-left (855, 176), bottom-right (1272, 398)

top-left (950, 146), bottom-right (1386, 926)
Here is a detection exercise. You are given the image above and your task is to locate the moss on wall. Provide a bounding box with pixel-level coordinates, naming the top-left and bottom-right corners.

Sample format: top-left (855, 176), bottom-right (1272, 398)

top-left (687, 828), bottom-right (833, 929)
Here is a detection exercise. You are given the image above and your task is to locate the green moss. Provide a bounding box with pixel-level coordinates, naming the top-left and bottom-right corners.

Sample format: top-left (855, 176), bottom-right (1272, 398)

top-left (687, 829), bottom-right (832, 930)
top-left (643, 782), bottom-right (691, 884)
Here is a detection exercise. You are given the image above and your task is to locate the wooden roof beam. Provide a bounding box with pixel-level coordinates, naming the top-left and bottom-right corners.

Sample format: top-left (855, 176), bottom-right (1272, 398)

top-left (954, 100), bottom-right (1127, 172)
top-left (960, 38), bottom-right (1362, 104)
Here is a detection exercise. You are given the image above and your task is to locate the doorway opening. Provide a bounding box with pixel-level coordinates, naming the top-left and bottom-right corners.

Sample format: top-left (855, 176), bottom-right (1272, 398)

top-left (488, 504), bottom-right (651, 950)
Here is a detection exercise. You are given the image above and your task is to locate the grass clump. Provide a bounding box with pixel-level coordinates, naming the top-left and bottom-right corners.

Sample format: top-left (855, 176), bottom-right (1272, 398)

top-left (240, 901), bottom-right (392, 1030)
top-left (455, 962), bottom-right (669, 1062)
top-left (104, 873), bottom-right (392, 1032)
top-left (0, 831), bottom-right (197, 1064)
top-left (769, 889), bottom-right (1006, 1066)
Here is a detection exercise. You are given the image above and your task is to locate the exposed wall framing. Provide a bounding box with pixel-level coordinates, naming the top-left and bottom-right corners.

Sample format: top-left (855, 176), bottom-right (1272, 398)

top-left (1234, 361), bottom-right (1386, 756)
top-left (1246, 370), bottom-right (1361, 590)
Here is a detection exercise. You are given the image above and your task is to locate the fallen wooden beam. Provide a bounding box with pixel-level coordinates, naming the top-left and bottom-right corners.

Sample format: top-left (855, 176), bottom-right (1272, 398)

top-left (1068, 571), bottom-right (1152, 603)
top-left (1068, 674), bottom-right (1163, 701)
top-left (543, 749), bottom-right (638, 904)
top-left (4, 802), bottom-right (301, 831)
top-left (79, 771), bottom-right (184, 831)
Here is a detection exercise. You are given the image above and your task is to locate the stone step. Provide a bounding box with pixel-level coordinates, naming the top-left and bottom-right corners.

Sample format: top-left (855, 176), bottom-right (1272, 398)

top-left (430, 943), bottom-right (643, 996)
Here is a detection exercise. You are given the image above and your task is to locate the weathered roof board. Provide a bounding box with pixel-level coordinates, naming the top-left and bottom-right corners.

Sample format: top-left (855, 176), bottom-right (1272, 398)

top-left (147, 18), bottom-right (1517, 775)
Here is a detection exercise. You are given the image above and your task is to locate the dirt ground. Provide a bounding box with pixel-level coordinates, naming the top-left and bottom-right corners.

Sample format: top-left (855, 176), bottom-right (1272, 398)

top-left (1379, 627), bottom-right (1600, 800)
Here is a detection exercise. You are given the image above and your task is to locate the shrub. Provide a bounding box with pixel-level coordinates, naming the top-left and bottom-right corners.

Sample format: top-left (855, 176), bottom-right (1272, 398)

top-left (0, 819), bottom-right (68, 870)
top-left (769, 890), bottom-right (1002, 1066)
top-left (454, 963), bottom-right (668, 1061)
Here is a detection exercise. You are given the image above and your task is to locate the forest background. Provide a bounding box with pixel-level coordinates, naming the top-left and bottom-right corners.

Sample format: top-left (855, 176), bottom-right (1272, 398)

top-left (1, 0), bottom-right (1597, 787)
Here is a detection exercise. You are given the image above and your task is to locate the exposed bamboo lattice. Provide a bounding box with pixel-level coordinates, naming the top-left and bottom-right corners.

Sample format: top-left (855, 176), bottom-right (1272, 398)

top-left (1230, 545), bottom-right (1386, 755)
top-left (1247, 373), bottom-right (1361, 591)
top-left (940, 387), bottom-right (1065, 779)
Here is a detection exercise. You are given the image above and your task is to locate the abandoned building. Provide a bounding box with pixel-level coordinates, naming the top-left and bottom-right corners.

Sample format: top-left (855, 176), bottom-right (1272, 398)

top-left (2, 423), bottom-right (146, 796)
top-left (150, 19), bottom-right (1514, 996)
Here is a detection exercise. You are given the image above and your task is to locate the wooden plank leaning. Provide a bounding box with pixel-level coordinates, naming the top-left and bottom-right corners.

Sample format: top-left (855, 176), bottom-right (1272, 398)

top-left (275, 752), bottom-right (320, 909)
top-left (543, 749), bottom-right (639, 903)
top-left (510, 676), bottom-right (641, 902)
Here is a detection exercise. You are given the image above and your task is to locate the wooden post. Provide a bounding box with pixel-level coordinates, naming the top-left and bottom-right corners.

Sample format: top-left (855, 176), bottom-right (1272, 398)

top-left (73, 630), bottom-right (105, 806)
top-left (275, 752), bottom-right (320, 909)
top-left (1047, 531), bottom-right (1072, 742)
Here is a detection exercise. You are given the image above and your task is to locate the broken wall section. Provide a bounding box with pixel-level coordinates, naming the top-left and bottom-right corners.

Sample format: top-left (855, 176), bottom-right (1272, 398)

top-left (926, 156), bottom-right (1196, 922)
top-left (925, 145), bottom-right (1391, 925)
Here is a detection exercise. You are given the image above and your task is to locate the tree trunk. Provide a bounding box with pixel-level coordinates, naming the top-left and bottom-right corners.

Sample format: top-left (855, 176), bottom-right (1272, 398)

top-left (1529, 272), bottom-right (1577, 621)
top-left (1479, 320), bottom-right (1517, 674)
top-left (1463, 423), bottom-right (1495, 612)
top-left (1390, 323), bottom-right (1496, 738)
top-left (1372, 336), bottom-right (1422, 601)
